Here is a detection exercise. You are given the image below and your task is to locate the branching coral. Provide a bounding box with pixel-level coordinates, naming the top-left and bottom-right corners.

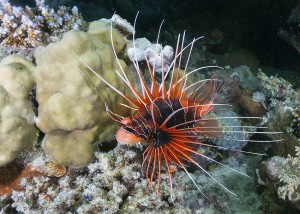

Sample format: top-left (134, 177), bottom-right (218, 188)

top-left (0, 0), bottom-right (86, 48)
top-left (278, 146), bottom-right (300, 204)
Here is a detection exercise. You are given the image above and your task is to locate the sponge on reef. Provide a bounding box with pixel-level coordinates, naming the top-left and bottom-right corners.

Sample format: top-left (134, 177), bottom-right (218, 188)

top-left (0, 55), bottom-right (36, 166)
top-left (35, 30), bottom-right (134, 167)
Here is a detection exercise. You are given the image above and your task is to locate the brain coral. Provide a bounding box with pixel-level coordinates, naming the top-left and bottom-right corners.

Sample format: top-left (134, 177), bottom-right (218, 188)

top-left (34, 30), bottom-right (135, 167)
top-left (0, 55), bottom-right (36, 166)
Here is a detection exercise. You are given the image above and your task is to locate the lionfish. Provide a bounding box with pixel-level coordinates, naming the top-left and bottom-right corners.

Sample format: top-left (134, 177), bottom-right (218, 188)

top-left (78, 13), bottom-right (281, 198)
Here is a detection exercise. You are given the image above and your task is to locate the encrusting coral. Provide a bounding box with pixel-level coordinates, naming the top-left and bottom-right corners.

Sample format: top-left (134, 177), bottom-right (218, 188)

top-left (0, 0), bottom-right (86, 48)
top-left (35, 29), bottom-right (136, 167)
top-left (0, 55), bottom-right (36, 166)
top-left (239, 89), bottom-right (266, 118)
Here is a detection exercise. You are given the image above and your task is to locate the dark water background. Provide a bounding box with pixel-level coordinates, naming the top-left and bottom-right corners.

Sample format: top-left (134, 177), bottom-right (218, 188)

top-left (11, 0), bottom-right (300, 86)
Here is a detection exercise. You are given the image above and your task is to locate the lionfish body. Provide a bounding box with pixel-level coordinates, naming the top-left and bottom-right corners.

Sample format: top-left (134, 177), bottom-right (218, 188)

top-left (104, 24), bottom-right (242, 196)
top-left (114, 74), bottom-right (239, 194)
top-left (78, 14), bottom-right (281, 198)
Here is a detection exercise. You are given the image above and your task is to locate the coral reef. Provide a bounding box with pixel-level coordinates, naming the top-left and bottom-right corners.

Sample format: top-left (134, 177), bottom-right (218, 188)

top-left (0, 2), bottom-right (299, 212)
top-left (183, 155), bottom-right (262, 213)
top-left (0, 146), bottom-right (189, 213)
top-left (252, 91), bottom-right (266, 104)
top-left (257, 71), bottom-right (299, 111)
top-left (253, 71), bottom-right (300, 212)
top-left (277, 146), bottom-right (300, 207)
top-left (257, 71), bottom-right (300, 138)
top-left (0, 55), bottom-right (36, 166)
top-left (260, 148), bottom-right (300, 211)
top-left (0, 45), bottom-right (35, 61)
top-left (292, 107), bottom-right (300, 137)
top-left (262, 156), bottom-right (285, 182)
top-left (0, 0), bottom-right (86, 48)
top-left (34, 29), bottom-right (135, 167)
top-left (0, 161), bottom-right (44, 195)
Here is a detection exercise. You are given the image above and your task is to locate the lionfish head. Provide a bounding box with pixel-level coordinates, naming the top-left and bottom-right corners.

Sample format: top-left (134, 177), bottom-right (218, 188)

top-left (115, 116), bottom-right (148, 145)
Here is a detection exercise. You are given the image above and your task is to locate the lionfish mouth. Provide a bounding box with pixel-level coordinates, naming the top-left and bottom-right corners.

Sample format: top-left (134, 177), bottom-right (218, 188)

top-left (115, 126), bottom-right (144, 145)
top-left (79, 13), bottom-right (283, 199)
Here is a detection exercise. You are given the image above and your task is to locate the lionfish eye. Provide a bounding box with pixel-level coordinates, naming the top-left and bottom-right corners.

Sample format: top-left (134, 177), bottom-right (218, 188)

top-left (124, 126), bottom-right (135, 134)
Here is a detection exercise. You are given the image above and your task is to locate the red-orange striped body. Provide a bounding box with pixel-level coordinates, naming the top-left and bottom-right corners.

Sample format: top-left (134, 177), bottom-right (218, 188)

top-left (110, 51), bottom-right (240, 194)
top-left (100, 21), bottom-right (242, 195)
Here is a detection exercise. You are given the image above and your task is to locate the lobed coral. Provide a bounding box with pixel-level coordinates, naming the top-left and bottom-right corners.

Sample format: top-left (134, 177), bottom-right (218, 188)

top-left (0, 0), bottom-right (86, 48)
top-left (0, 55), bottom-right (36, 166)
top-left (0, 13), bottom-right (137, 168)
top-left (34, 29), bottom-right (135, 167)
top-left (87, 18), bottom-right (129, 54)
